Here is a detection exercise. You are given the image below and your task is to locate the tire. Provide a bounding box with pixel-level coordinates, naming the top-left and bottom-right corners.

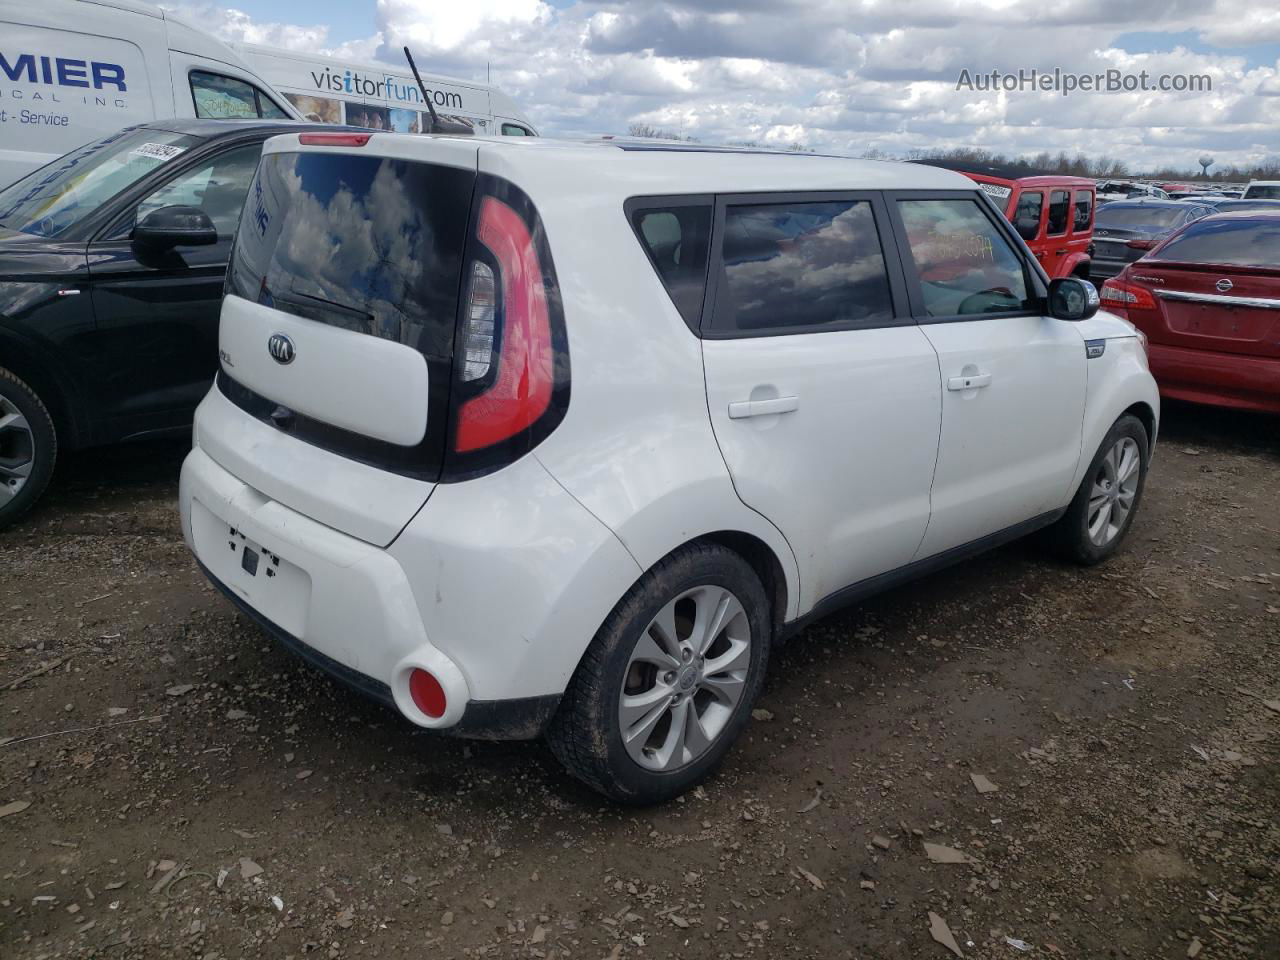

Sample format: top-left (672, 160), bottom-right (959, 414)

top-left (0, 367), bottom-right (57, 532)
top-left (547, 543), bottom-right (772, 804)
top-left (1048, 413), bottom-right (1149, 565)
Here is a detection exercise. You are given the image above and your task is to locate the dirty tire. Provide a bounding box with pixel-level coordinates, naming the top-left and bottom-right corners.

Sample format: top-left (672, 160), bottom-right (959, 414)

top-left (1048, 413), bottom-right (1149, 565)
top-left (547, 542), bottom-right (771, 805)
top-left (0, 366), bottom-right (57, 532)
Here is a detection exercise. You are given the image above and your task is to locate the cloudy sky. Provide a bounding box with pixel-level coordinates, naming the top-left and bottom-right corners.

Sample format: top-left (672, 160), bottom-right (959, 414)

top-left (170, 0), bottom-right (1280, 170)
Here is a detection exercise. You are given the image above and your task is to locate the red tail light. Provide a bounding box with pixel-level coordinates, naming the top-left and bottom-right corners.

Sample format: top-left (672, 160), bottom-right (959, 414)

top-left (453, 192), bottom-right (564, 456)
top-left (298, 133), bottom-right (371, 147)
top-left (1126, 237), bottom-right (1156, 250)
top-left (1100, 278), bottom-right (1158, 319)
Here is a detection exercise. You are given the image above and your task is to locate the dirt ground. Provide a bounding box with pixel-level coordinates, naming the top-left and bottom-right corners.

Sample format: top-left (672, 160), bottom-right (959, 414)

top-left (1, 401), bottom-right (1277, 960)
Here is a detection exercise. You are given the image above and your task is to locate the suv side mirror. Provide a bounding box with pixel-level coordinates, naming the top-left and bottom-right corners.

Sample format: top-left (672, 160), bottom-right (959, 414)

top-left (1048, 276), bottom-right (1100, 321)
top-left (134, 205), bottom-right (218, 249)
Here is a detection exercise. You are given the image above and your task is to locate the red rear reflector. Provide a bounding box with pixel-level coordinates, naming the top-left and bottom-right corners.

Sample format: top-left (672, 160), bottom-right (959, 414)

top-left (455, 196), bottom-right (554, 453)
top-left (408, 668), bottom-right (447, 719)
top-left (298, 133), bottom-right (371, 147)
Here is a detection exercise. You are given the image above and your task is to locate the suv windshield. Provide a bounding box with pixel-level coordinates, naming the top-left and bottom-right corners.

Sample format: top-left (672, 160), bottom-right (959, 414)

top-left (1096, 206), bottom-right (1184, 230)
top-left (0, 127), bottom-right (200, 238)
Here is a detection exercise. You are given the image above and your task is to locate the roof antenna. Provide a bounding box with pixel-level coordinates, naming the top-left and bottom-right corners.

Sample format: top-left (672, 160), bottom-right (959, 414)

top-left (404, 45), bottom-right (472, 136)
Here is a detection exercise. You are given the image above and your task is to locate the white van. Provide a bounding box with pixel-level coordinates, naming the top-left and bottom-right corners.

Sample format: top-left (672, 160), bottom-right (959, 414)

top-left (227, 43), bottom-right (537, 138)
top-left (0, 0), bottom-right (299, 187)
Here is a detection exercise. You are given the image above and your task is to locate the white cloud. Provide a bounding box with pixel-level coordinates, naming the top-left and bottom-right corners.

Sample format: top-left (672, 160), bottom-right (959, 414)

top-left (169, 0), bottom-right (1280, 170)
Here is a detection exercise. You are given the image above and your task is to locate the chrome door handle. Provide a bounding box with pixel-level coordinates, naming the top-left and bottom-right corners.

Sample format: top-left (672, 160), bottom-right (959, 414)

top-left (728, 395), bottom-right (799, 419)
top-left (947, 373), bottom-right (992, 391)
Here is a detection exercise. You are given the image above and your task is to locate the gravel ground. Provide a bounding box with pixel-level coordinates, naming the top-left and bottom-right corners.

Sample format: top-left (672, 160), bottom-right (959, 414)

top-left (1, 401), bottom-right (1277, 960)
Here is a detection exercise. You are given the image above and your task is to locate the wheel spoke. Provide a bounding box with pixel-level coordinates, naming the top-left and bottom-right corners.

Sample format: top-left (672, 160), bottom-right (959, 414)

top-left (1116, 442), bottom-right (1139, 484)
top-left (620, 684), bottom-right (674, 731)
top-left (652, 698), bottom-right (690, 770)
top-left (0, 410), bottom-right (29, 433)
top-left (699, 670), bottom-right (746, 708)
top-left (630, 630), bottom-right (679, 670)
top-left (648, 601), bottom-right (682, 655)
top-left (1088, 500), bottom-right (1112, 541)
top-left (695, 588), bottom-right (744, 656)
top-left (703, 637), bottom-right (750, 679)
top-left (0, 458), bottom-right (32, 480)
top-left (681, 703), bottom-right (712, 758)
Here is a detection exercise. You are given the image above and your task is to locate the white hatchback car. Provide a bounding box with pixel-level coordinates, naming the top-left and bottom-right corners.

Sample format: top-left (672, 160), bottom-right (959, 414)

top-left (180, 132), bottom-right (1159, 803)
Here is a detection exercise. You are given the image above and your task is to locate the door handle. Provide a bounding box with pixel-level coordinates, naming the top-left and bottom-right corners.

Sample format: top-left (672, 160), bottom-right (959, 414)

top-left (947, 373), bottom-right (992, 391)
top-left (728, 395), bottom-right (799, 419)
top-left (1055, 248), bottom-right (1068, 255)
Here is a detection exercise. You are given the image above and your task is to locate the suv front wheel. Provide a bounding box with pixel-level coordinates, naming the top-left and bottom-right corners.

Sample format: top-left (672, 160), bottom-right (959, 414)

top-left (0, 367), bottom-right (57, 531)
top-left (1049, 413), bottom-right (1149, 564)
top-left (548, 543), bottom-right (771, 804)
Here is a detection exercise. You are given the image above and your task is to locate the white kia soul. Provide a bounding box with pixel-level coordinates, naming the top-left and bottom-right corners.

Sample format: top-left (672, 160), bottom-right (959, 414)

top-left (180, 131), bottom-right (1159, 803)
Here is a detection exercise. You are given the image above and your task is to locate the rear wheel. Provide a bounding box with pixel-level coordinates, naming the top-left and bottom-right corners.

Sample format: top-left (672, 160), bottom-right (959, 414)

top-left (0, 367), bottom-right (57, 531)
top-left (548, 543), bottom-right (771, 804)
top-left (1048, 413), bottom-right (1148, 564)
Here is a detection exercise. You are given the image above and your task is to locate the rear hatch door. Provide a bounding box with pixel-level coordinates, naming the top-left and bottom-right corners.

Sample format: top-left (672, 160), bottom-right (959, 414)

top-left (210, 134), bottom-right (479, 546)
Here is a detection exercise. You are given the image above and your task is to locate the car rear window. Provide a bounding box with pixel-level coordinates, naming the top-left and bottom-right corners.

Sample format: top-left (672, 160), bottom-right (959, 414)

top-left (712, 200), bottom-right (896, 333)
top-left (1151, 218), bottom-right (1280, 268)
top-left (226, 151), bottom-right (476, 360)
top-left (1095, 206), bottom-right (1183, 230)
top-left (1244, 185), bottom-right (1280, 200)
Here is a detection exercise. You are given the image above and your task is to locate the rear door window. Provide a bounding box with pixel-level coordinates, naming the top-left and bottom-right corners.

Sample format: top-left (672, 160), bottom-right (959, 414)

top-left (1073, 190), bottom-right (1093, 232)
top-left (710, 198), bottom-right (896, 334)
top-left (1046, 190), bottom-right (1070, 235)
top-left (896, 198), bottom-right (1031, 318)
top-left (628, 201), bottom-right (712, 329)
top-left (226, 151), bottom-right (475, 360)
top-left (1012, 191), bottom-right (1043, 241)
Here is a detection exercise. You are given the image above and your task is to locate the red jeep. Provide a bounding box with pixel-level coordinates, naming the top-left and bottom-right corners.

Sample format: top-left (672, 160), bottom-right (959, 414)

top-left (913, 160), bottom-right (1096, 279)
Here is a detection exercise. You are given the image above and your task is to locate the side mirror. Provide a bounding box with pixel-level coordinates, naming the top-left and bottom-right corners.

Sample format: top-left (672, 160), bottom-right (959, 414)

top-left (1048, 276), bottom-right (1100, 322)
top-left (134, 205), bottom-right (217, 249)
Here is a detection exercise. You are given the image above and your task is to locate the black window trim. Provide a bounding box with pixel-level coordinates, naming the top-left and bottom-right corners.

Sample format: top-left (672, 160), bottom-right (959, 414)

top-left (702, 189), bottom-right (913, 340)
top-left (882, 188), bottom-right (1049, 326)
top-left (188, 68), bottom-right (291, 120)
top-left (1046, 188), bottom-right (1071, 237)
top-left (623, 193), bottom-right (715, 335)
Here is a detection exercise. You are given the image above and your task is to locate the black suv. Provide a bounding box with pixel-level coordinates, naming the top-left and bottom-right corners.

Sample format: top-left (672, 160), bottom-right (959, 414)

top-left (0, 119), bottom-right (344, 528)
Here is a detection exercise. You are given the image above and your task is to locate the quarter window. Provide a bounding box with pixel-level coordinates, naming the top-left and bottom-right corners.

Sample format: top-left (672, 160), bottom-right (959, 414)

top-left (1046, 190), bottom-right (1070, 235)
top-left (713, 200), bottom-right (895, 333)
top-left (1072, 190), bottom-right (1093, 232)
top-left (897, 198), bottom-right (1030, 318)
top-left (501, 123), bottom-right (533, 136)
top-left (1012, 191), bottom-right (1043, 242)
top-left (630, 203), bottom-right (713, 328)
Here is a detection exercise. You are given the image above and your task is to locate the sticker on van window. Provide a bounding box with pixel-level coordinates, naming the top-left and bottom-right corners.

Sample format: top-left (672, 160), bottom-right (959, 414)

top-left (131, 143), bottom-right (187, 162)
top-left (979, 182), bottom-right (1013, 201)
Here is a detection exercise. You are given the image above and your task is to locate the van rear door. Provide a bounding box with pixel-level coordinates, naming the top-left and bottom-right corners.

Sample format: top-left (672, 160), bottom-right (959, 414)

top-left (207, 135), bottom-right (479, 546)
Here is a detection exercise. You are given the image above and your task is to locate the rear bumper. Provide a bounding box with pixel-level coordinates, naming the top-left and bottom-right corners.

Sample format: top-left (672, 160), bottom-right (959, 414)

top-left (181, 445), bottom-right (475, 730)
top-left (1148, 342), bottom-right (1280, 414)
top-left (199, 558), bottom-right (559, 739)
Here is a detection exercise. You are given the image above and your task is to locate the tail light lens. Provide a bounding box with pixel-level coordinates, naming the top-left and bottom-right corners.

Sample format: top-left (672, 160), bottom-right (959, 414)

top-left (446, 179), bottom-right (569, 475)
top-left (1126, 237), bottom-right (1156, 250)
top-left (1100, 278), bottom-right (1158, 319)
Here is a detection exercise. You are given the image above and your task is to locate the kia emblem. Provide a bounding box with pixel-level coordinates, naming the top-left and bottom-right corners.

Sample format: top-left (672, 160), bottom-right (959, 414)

top-left (1215, 278), bottom-right (1233, 293)
top-left (268, 333), bottom-right (295, 365)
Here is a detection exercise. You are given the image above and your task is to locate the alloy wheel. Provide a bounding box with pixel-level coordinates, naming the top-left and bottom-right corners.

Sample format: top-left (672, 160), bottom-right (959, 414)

top-left (1087, 436), bottom-right (1140, 546)
top-left (618, 585), bottom-right (752, 772)
top-left (0, 395), bottom-right (34, 506)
